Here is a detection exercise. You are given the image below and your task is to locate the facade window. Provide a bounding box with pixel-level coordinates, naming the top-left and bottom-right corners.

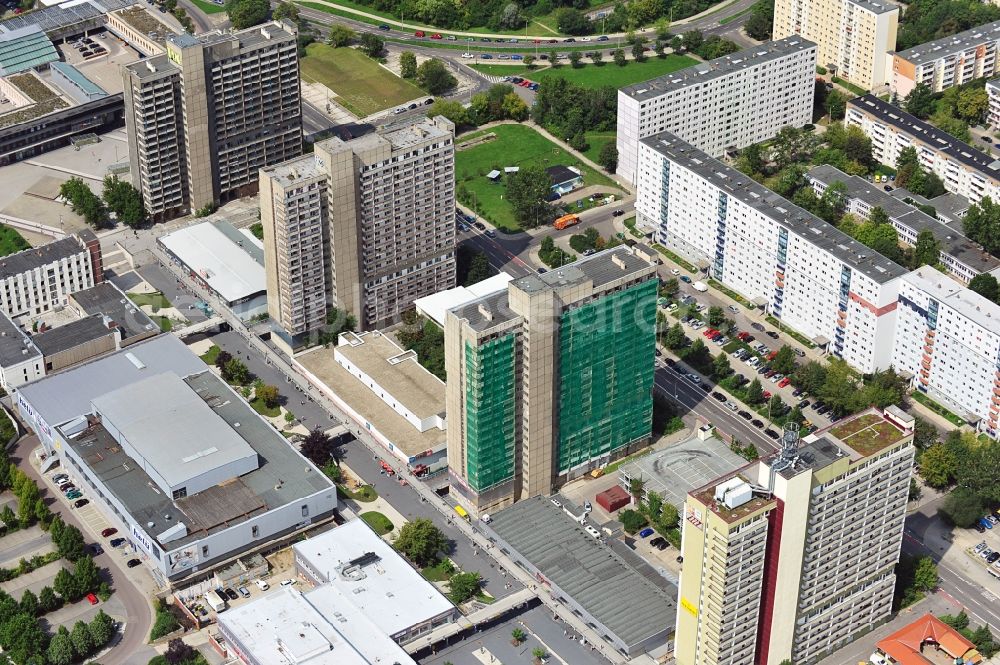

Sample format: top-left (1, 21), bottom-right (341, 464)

top-left (301, 505), bottom-right (309, 517)
top-left (202, 545), bottom-right (209, 558)
top-left (172, 488), bottom-right (187, 499)
top-left (252, 525), bottom-right (259, 538)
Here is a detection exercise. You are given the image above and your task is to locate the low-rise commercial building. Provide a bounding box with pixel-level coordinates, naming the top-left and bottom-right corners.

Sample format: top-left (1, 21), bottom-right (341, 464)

top-left (891, 20), bottom-right (1000, 97)
top-left (807, 164), bottom-right (1000, 283)
top-left (445, 246), bottom-right (658, 514)
top-left (846, 94), bottom-right (1000, 205)
top-left (773, 0), bottom-right (897, 88)
top-left (484, 495), bottom-right (677, 658)
top-left (874, 613), bottom-right (982, 665)
top-left (616, 37), bottom-right (815, 184)
top-left (636, 131), bottom-right (907, 373)
top-left (217, 585), bottom-right (416, 665)
top-left (0, 231), bottom-right (102, 320)
top-left (159, 220), bottom-right (267, 320)
top-left (676, 410), bottom-right (915, 665)
top-left (293, 519), bottom-right (457, 645)
top-left (16, 335), bottom-right (337, 586)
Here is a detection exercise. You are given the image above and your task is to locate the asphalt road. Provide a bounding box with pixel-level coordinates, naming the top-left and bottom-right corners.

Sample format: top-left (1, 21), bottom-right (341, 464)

top-left (10, 436), bottom-right (155, 665)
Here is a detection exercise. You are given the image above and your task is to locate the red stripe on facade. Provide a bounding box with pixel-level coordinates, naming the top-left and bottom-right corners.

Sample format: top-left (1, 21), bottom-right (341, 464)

top-left (755, 498), bottom-right (785, 665)
top-left (848, 292), bottom-right (898, 316)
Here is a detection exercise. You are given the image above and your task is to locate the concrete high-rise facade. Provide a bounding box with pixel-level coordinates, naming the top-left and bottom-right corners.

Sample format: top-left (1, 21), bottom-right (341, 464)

top-left (891, 21), bottom-right (1000, 98)
top-left (676, 408), bottom-right (915, 665)
top-left (259, 116), bottom-right (456, 343)
top-left (444, 246), bottom-right (659, 514)
top-left (774, 0), bottom-right (898, 89)
top-left (123, 21), bottom-right (302, 221)
top-left (616, 37), bottom-right (815, 185)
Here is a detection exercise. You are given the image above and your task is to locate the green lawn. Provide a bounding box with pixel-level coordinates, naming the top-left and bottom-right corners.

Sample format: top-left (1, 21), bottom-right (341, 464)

top-left (533, 55), bottom-right (697, 89)
top-left (127, 291), bottom-right (171, 312)
top-left (338, 484), bottom-right (379, 502)
top-left (188, 0), bottom-right (225, 13)
top-left (421, 560), bottom-right (456, 582)
top-left (910, 391), bottom-right (965, 426)
top-left (250, 398), bottom-right (281, 418)
top-left (582, 131), bottom-right (616, 164)
top-left (200, 344), bottom-right (221, 365)
top-left (0, 225), bottom-right (29, 257)
top-left (360, 511), bottom-right (394, 535)
top-left (149, 315), bottom-right (173, 332)
top-left (300, 43), bottom-right (425, 117)
top-left (456, 124), bottom-right (617, 231)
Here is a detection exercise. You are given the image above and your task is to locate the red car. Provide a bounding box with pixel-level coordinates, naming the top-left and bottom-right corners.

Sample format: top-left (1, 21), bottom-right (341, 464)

top-left (101, 527), bottom-right (118, 538)
top-left (431, 33), bottom-right (442, 39)
top-left (767, 350), bottom-right (778, 361)
top-left (737, 332), bottom-right (750, 341)
top-left (87, 593), bottom-right (98, 605)
top-left (414, 30), bottom-right (425, 37)
top-left (778, 377), bottom-right (791, 388)
top-left (519, 80), bottom-right (531, 87)
top-left (763, 391), bottom-right (772, 400)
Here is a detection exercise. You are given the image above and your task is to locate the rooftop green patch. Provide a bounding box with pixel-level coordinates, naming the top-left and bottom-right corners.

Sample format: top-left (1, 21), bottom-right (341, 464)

top-left (831, 413), bottom-right (906, 456)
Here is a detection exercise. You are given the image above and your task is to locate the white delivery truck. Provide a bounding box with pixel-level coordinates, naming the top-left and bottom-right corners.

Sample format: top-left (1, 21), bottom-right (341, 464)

top-left (693, 281), bottom-right (708, 292)
top-left (205, 589), bottom-right (227, 613)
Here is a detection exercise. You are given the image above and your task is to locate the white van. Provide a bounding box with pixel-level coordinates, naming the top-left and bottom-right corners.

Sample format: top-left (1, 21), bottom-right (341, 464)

top-left (254, 579), bottom-right (270, 591)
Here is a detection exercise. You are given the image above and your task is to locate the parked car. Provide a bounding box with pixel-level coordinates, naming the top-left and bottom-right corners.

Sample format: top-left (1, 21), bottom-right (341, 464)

top-left (711, 392), bottom-right (727, 402)
top-left (74, 499), bottom-right (89, 508)
top-left (975, 541), bottom-right (988, 553)
top-left (89, 544), bottom-right (104, 555)
top-left (778, 377), bottom-right (791, 388)
top-left (126, 558), bottom-right (141, 568)
top-left (752, 419), bottom-right (765, 428)
top-left (750, 322), bottom-right (765, 332)
top-left (738, 410), bottom-right (752, 420)
top-left (650, 536), bottom-right (666, 547)
top-left (980, 517), bottom-right (994, 530)
top-left (767, 331), bottom-right (780, 339)
top-left (66, 491), bottom-right (83, 500)
top-left (680, 276), bottom-right (692, 283)
top-left (377, 24), bottom-right (390, 30)
top-left (255, 579), bottom-right (270, 591)
top-left (110, 538), bottom-right (126, 548)
top-left (224, 588), bottom-right (239, 600)
top-left (638, 527), bottom-right (655, 538)
top-left (766, 429), bottom-right (780, 440)
top-left (280, 579), bottom-right (296, 586)
top-left (87, 593), bottom-right (98, 605)
top-left (53, 474), bottom-right (69, 484)
top-left (414, 30), bottom-right (425, 37)
top-left (101, 528), bottom-right (118, 538)
top-left (728, 305), bottom-right (739, 313)
top-left (238, 586), bottom-right (251, 598)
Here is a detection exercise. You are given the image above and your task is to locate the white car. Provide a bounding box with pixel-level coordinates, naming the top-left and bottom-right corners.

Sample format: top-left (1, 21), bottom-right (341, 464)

top-left (580, 36), bottom-right (591, 41)
top-left (280, 579), bottom-right (296, 587)
top-left (462, 52), bottom-right (473, 58)
top-left (671, 269), bottom-right (681, 276)
top-left (728, 305), bottom-right (739, 313)
top-left (254, 579), bottom-right (270, 591)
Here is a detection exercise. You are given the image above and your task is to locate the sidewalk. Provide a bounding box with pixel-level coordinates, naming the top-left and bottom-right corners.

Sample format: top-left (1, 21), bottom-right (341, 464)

top-left (339, 461), bottom-right (410, 539)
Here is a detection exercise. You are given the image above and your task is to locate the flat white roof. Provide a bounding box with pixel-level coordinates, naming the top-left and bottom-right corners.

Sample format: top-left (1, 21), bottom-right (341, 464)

top-left (90, 372), bottom-right (258, 490)
top-left (218, 586), bottom-right (414, 665)
top-left (413, 272), bottom-right (512, 327)
top-left (159, 222), bottom-right (265, 303)
top-left (293, 519), bottom-right (454, 638)
top-left (904, 265), bottom-right (1000, 332)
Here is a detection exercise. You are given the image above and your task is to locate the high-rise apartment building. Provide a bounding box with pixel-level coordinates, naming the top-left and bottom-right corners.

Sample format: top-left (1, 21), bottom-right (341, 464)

top-left (676, 409), bottom-right (915, 665)
top-left (893, 266), bottom-right (1000, 437)
top-left (636, 132), bottom-right (907, 373)
top-left (847, 94), bottom-right (1000, 205)
top-left (444, 246), bottom-right (658, 514)
top-left (989, 78), bottom-right (1000, 128)
top-left (892, 21), bottom-right (1000, 97)
top-left (774, 0), bottom-right (897, 89)
top-left (123, 21), bottom-right (302, 221)
top-left (0, 231), bottom-right (102, 319)
top-left (259, 116), bottom-right (456, 343)
top-left (616, 37), bottom-right (815, 184)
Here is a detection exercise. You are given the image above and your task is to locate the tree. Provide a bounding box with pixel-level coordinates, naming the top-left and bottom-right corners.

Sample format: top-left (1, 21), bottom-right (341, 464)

top-left (660, 278), bottom-right (680, 299)
top-left (214, 350), bottom-right (233, 372)
top-left (326, 24), bottom-right (354, 47)
top-left (394, 518), bottom-right (448, 567)
top-left (272, 0), bottom-right (297, 20)
top-left (222, 358), bottom-right (250, 385)
top-left (465, 253), bottom-right (492, 286)
top-left (770, 345), bottom-right (797, 375)
top-left (38, 587), bottom-right (60, 613)
top-left (644, 490), bottom-right (663, 523)
top-left (57, 524), bottom-right (86, 561)
top-left (912, 556), bottom-right (938, 592)
top-left (912, 229), bottom-right (941, 268)
top-left (613, 48), bottom-right (627, 66)
top-left (569, 50), bottom-right (582, 68)
top-left (768, 394), bottom-right (785, 417)
top-left (164, 638), bottom-right (197, 665)
top-left (904, 83), bottom-right (936, 119)
top-left (619, 508), bottom-right (647, 534)
top-left (225, 0), bottom-right (269, 29)
top-left (54, 567), bottom-right (77, 602)
top-left (0, 613), bottom-right (48, 664)
top-left (523, 54), bottom-right (535, 69)
top-left (964, 196), bottom-right (1000, 256)
top-left (957, 86), bottom-right (989, 123)
top-left (0, 504), bottom-right (14, 527)
top-left (663, 323), bottom-right (687, 350)
top-left (447, 572), bottom-right (482, 603)
top-left (59, 177), bottom-right (109, 229)
top-left (19, 590), bottom-right (38, 617)
top-left (33, 498), bottom-right (50, 526)
top-left (919, 444), bottom-right (956, 488)
top-left (74, 556), bottom-right (101, 595)
top-left (416, 59), bottom-right (456, 94)
top-left (511, 628), bottom-right (527, 644)
top-left (255, 384), bottom-right (280, 409)
top-left (555, 7), bottom-right (592, 34)
top-left (501, 92), bottom-right (528, 121)
top-left (47, 632), bottom-right (73, 665)
top-left (713, 352), bottom-right (732, 379)
top-left (399, 51), bottom-right (417, 79)
top-left (532, 647), bottom-right (549, 664)
top-left (88, 610), bottom-right (115, 649)
top-left (590, 49), bottom-right (603, 66)
top-left (631, 37), bottom-right (646, 62)
top-left (825, 90), bottom-right (847, 120)
top-left (597, 142), bottom-right (619, 173)
top-left (358, 33), bottom-right (384, 58)
top-left (426, 99), bottom-right (471, 127)
top-left (102, 175), bottom-right (146, 228)
top-left (746, 378), bottom-right (765, 405)
top-left (744, 0), bottom-right (773, 40)
top-left (969, 273), bottom-right (1000, 303)
top-left (70, 620), bottom-right (92, 659)
top-left (940, 487), bottom-right (983, 528)
top-left (299, 428), bottom-right (335, 466)
top-left (506, 164), bottom-right (553, 229)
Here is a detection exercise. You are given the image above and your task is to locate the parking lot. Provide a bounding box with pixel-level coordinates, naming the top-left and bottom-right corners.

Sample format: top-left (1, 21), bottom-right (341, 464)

top-left (967, 509), bottom-right (1000, 579)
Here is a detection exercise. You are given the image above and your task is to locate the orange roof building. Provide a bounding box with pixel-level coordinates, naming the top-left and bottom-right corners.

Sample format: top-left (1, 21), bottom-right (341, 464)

top-left (876, 613), bottom-right (982, 665)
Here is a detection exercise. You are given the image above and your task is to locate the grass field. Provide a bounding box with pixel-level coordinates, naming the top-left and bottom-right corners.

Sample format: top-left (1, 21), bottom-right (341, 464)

top-left (360, 511), bottom-right (394, 535)
top-left (200, 344), bottom-right (221, 365)
top-left (127, 291), bottom-right (171, 312)
top-left (188, 0), bottom-right (225, 13)
top-left (532, 55), bottom-right (697, 88)
top-left (149, 315), bottom-right (173, 332)
top-left (582, 131), bottom-right (616, 164)
top-left (456, 124), bottom-right (617, 231)
top-left (0, 225), bottom-right (29, 257)
top-left (300, 43), bottom-right (424, 117)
